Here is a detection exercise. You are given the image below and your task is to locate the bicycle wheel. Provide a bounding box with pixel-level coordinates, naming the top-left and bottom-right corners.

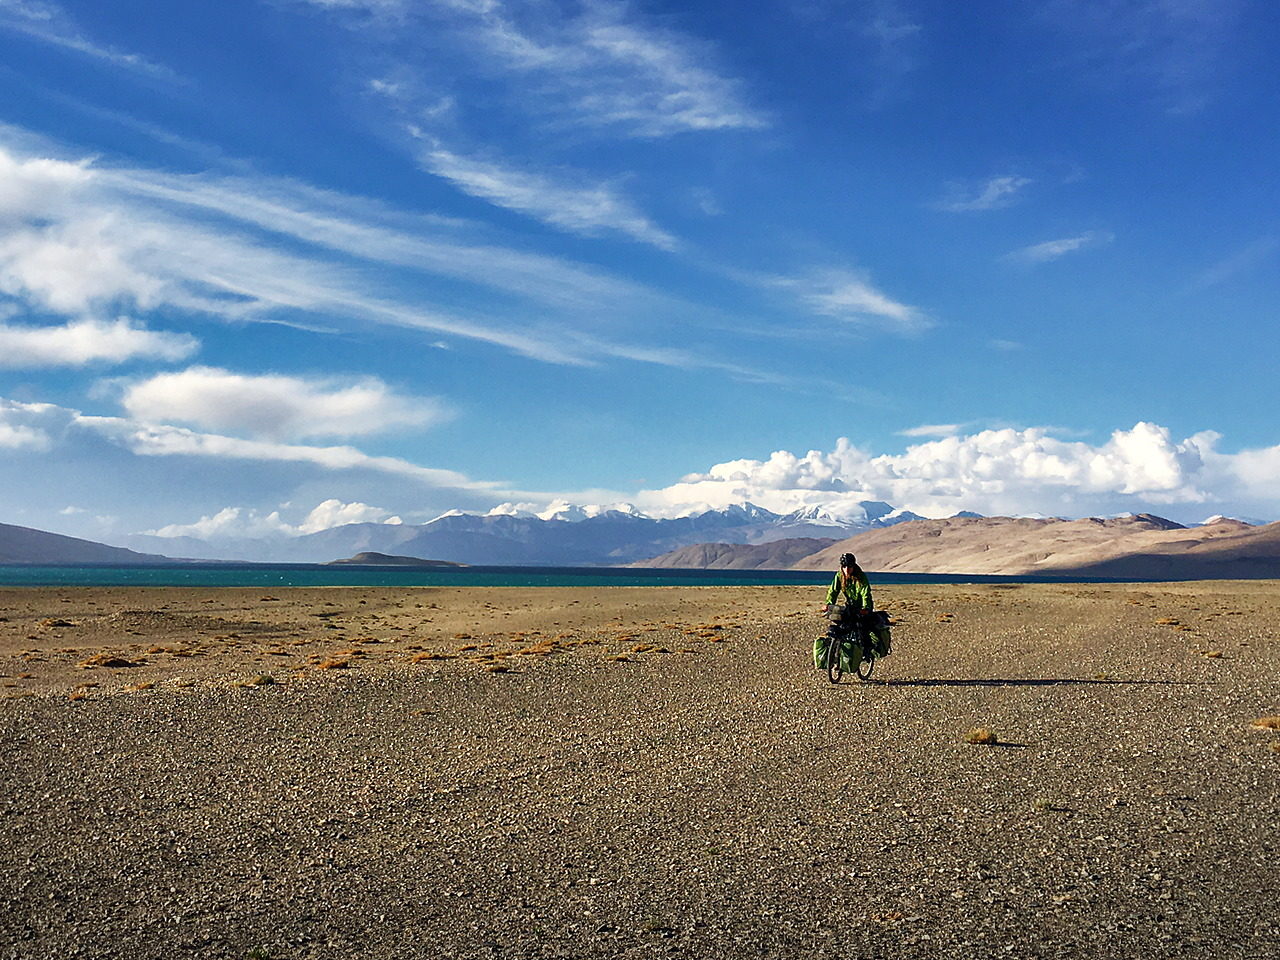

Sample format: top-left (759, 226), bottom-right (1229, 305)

top-left (855, 633), bottom-right (875, 681)
top-left (826, 629), bottom-right (842, 684)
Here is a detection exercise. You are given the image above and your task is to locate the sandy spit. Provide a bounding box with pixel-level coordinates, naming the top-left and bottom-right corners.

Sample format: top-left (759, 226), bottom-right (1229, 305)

top-left (2, 582), bottom-right (1278, 959)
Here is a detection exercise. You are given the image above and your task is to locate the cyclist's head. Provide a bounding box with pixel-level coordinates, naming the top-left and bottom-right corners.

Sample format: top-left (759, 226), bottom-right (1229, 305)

top-left (840, 553), bottom-right (857, 570)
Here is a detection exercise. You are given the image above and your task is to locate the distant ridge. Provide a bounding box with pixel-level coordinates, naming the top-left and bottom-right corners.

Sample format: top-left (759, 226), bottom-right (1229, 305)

top-left (326, 552), bottom-right (466, 567)
top-left (630, 538), bottom-right (838, 570)
top-left (0, 522), bottom-right (171, 566)
top-left (632, 513), bottom-right (1280, 580)
top-left (795, 514), bottom-right (1280, 579)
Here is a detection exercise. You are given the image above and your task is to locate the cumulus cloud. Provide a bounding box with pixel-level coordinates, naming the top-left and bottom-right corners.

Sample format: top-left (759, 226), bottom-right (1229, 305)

top-left (0, 317), bottom-right (196, 368)
top-left (416, 143), bottom-right (677, 249)
top-left (1005, 230), bottom-right (1113, 264)
top-left (936, 175), bottom-right (1032, 212)
top-left (0, 397), bottom-right (57, 450)
top-left (146, 498), bottom-right (403, 539)
top-left (119, 367), bottom-right (449, 441)
top-left (634, 423), bottom-right (1280, 522)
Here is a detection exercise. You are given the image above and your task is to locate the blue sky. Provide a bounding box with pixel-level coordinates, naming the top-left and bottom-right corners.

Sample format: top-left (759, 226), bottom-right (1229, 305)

top-left (2, 0), bottom-right (1278, 542)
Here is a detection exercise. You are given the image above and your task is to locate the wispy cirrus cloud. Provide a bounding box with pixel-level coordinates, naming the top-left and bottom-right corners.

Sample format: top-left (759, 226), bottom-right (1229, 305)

top-left (935, 174), bottom-right (1033, 212)
top-left (771, 269), bottom-right (933, 335)
top-left (0, 0), bottom-right (175, 77)
top-left (1035, 0), bottom-right (1245, 115)
top-left (298, 0), bottom-right (765, 138)
top-left (0, 135), bottom-right (714, 368)
top-left (1004, 230), bottom-right (1113, 263)
top-left (1189, 237), bottom-right (1278, 291)
top-left (415, 140), bottom-right (677, 249)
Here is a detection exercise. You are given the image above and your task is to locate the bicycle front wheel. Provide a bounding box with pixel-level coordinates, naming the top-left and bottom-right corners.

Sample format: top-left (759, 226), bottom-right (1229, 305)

top-left (855, 650), bottom-right (875, 681)
top-left (826, 632), bottom-right (842, 684)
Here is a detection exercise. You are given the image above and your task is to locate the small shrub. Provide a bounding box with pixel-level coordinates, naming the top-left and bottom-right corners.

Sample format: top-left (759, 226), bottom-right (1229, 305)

top-left (1250, 716), bottom-right (1280, 730)
top-left (965, 727), bottom-right (997, 745)
top-left (315, 657), bottom-right (349, 670)
top-left (77, 655), bottom-right (137, 669)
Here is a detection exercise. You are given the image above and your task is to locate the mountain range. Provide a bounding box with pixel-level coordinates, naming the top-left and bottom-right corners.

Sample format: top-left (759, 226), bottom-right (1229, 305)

top-left (117, 501), bottom-right (918, 565)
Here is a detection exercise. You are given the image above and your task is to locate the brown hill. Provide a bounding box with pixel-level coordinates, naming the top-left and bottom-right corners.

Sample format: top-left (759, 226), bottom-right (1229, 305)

top-left (0, 521), bottom-right (171, 565)
top-left (796, 515), bottom-right (1280, 578)
top-left (631, 538), bottom-right (837, 570)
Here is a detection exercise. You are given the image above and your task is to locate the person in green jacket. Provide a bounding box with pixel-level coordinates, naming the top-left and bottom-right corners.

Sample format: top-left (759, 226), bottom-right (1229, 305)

top-left (824, 552), bottom-right (873, 619)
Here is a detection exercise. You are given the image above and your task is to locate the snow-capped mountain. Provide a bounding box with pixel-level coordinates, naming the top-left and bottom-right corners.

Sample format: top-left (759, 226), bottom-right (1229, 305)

top-left (121, 499), bottom-right (934, 565)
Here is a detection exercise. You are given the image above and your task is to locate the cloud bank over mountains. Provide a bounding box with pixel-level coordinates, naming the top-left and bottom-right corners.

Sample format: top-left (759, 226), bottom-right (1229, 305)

top-left (6, 385), bottom-right (1277, 541)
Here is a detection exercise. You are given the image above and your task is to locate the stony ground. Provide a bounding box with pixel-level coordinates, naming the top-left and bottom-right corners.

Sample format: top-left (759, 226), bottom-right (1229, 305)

top-left (2, 581), bottom-right (1278, 959)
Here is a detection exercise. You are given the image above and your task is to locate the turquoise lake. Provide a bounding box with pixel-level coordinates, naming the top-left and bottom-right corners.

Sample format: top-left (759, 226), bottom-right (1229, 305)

top-left (0, 564), bottom-right (1117, 589)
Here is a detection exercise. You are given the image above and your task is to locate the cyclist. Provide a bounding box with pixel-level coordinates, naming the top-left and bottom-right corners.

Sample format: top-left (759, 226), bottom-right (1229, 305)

top-left (824, 552), bottom-right (873, 624)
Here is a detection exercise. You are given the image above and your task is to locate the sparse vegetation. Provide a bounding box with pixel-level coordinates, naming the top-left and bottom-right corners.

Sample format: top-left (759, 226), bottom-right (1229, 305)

top-left (1250, 716), bottom-right (1280, 730)
top-left (965, 727), bottom-right (997, 745)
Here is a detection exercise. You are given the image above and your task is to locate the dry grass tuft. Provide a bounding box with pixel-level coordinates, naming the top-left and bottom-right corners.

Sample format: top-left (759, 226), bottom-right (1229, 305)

top-left (607, 654), bottom-right (632, 662)
top-left (1270, 743), bottom-right (1280, 755)
top-left (315, 657), bottom-right (349, 670)
top-left (485, 663), bottom-right (511, 673)
top-left (1249, 716), bottom-right (1280, 731)
top-left (965, 727), bottom-right (997, 745)
top-left (936, 613), bottom-right (956, 623)
top-left (409, 651), bottom-right (450, 662)
top-left (126, 682), bottom-right (155, 691)
top-left (1203, 650), bottom-right (1224, 659)
top-left (68, 690), bottom-right (88, 701)
top-left (1154, 617), bottom-right (1180, 625)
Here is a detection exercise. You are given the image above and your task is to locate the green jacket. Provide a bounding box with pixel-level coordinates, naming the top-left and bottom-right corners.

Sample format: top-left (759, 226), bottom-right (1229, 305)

top-left (826, 568), bottom-right (873, 611)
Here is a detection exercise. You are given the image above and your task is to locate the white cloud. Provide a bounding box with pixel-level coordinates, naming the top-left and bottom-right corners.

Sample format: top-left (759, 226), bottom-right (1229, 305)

top-left (0, 0), bottom-right (174, 76)
top-left (119, 366), bottom-right (448, 441)
top-left (0, 317), bottom-right (196, 368)
top-left (80, 413), bottom-right (497, 492)
top-left (146, 498), bottom-right (403, 539)
top-left (1190, 237), bottom-right (1278, 290)
top-left (899, 423), bottom-right (960, 438)
top-left (1005, 230), bottom-right (1113, 263)
top-left (774, 270), bottom-right (932, 334)
top-left (0, 397), bottom-right (55, 450)
top-left (301, 0), bottom-right (765, 137)
top-left (416, 143), bottom-right (677, 249)
top-left (1036, 0), bottom-right (1244, 114)
top-left (633, 423), bottom-right (1280, 521)
top-left (0, 136), bottom-right (745, 369)
top-left (936, 175), bottom-right (1032, 212)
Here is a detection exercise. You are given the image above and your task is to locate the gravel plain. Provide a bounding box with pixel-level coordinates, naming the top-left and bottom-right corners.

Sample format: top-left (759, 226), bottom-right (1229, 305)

top-left (2, 581), bottom-right (1278, 959)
